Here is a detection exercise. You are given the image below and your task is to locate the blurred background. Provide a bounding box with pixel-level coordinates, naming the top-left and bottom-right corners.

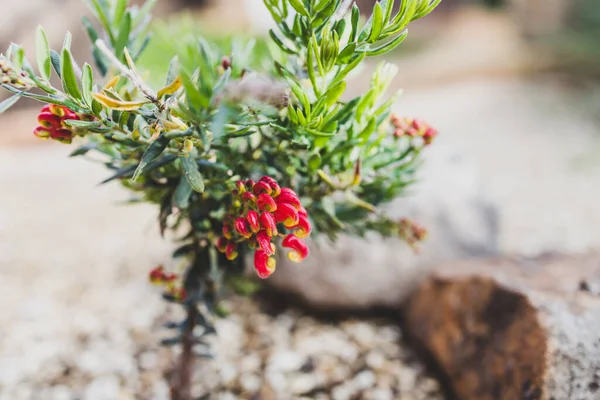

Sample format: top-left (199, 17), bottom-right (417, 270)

top-left (1, 0), bottom-right (600, 399)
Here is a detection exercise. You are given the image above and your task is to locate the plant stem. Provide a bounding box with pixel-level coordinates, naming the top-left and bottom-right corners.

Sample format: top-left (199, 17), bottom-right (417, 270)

top-left (170, 304), bottom-right (197, 400)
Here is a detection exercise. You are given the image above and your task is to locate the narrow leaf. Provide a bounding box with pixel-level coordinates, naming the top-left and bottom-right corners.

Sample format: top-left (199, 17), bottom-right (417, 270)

top-left (114, 12), bottom-right (132, 61)
top-left (288, 0), bottom-right (309, 16)
top-left (92, 92), bottom-right (149, 110)
top-left (133, 134), bottom-right (170, 181)
top-left (174, 176), bottom-right (193, 208)
top-left (367, 2), bottom-right (384, 43)
top-left (179, 155), bottom-right (205, 193)
top-left (157, 77), bottom-right (182, 99)
top-left (50, 50), bottom-right (61, 79)
top-left (81, 63), bottom-right (94, 106)
top-left (365, 31), bottom-right (408, 56)
top-left (35, 26), bottom-right (51, 80)
top-left (0, 94), bottom-right (22, 114)
top-left (61, 48), bottom-right (82, 100)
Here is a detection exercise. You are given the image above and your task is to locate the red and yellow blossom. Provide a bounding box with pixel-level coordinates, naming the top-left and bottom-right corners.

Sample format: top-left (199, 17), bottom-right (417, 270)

top-left (148, 266), bottom-right (186, 301)
top-left (33, 104), bottom-right (91, 144)
top-left (390, 114), bottom-right (438, 146)
top-left (215, 176), bottom-right (312, 279)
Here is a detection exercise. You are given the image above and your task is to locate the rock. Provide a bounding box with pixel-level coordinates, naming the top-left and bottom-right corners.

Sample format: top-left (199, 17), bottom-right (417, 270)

top-left (48, 385), bottom-right (74, 400)
top-left (268, 74), bottom-right (600, 311)
top-left (289, 373), bottom-right (319, 395)
top-left (267, 350), bottom-right (305, 372)
top-left (353, 370), bottom-right (377, 390)
top-left (404, 252), bottom-right (600, 400)
top-left (83, 376), bottom-right (121, 400)
top-left (239, 373), bottom-right (262, 393)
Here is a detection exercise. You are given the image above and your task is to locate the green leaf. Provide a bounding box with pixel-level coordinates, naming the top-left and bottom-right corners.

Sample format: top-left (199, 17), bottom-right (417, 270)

top-left (180, 69), bottom-right (208, 110)
top-left (133, 134), bottom-right (170, 181)
top-left (114, 12), bottom-right (132, 61)
top-left (350, 4), bottom-right (360, 42)
top-left (35, 26), bottom-right (51, 81)
top-left (331, 52), bottom-right (365, 86)
top-left (69, 142), bottom-right (98, 157)
top-left (365, 30), bottom-right (408, 56)
top-left (0, 94), bottom-right (22, 114)
top-left (337, 42), bottom-right (357, 65)
top-left (63, 32), bottom-right (72, 51)
top-left (165, 56), bottom-right (179, 85)
top-left (61, 48), bottom-right (82, 101)
top-left (323, 80), bottom-right (346, 108)
top-left (269, 30), bottom-right (296, 54)
top-left (313, 0), bottom-right (330, 13)
top-left (358, 117), bottom-right (376, 142)
top-left (50, 50), bottom-right (61, 79)
top-left (113, 0), bottom-right (128, 25)
top-left (63, 119), bottom-right (103, 129)
top-left (81, 63), bottom-right (94, 106)
top-left (288, 0), bottom-right (309, 16)
top-left (179, 155), bottom-right (205, 193)
top-left (84, 0), bottom-right (115, 44)
top-left (367, 2), bottom-right (384, 43)
top-left (413, 0), bottom-right (441, 20)
top-left (174, 176), bottom-right (193, 208)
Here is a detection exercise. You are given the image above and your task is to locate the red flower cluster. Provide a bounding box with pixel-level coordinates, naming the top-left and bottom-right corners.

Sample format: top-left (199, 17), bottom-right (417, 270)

top-left (398, 218), bottom-right (428, 252)
top-left (390, 114), bottom-right (438, 145)
top-left (216, 176), bottom-right (311, 279)
top-left (33, 104), bottom-right (82, 144)
top-left (149, 266), bottom-right (186, 301)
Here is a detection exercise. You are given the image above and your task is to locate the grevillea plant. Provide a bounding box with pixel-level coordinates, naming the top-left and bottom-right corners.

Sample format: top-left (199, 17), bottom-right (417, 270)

top-left (0, 0), bottom-right (439, 397)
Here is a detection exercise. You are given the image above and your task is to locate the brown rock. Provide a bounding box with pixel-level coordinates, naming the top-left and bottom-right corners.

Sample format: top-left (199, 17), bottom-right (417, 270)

top-left (403, 253), bottom-right (600, 400)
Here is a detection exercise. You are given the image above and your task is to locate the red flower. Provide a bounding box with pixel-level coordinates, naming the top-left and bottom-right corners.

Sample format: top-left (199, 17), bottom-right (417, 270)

top-left (276, 188), bottom-right (301, 210)
top-left (242, 191), bottom-right (256, 203)
top-left (254, 249), bottom-right (276, 279)
top-left (259, 211), bottom-right (277, 236)
top-left (253, 181), bottom-right (272, 195)
top-left (222, 224), bottom-right (233, 239)
top-left (149, 266), bottom-right (165, 284)
top-left (246, 210), bottom-right (260, 233)
top-left (37, 112), bottom-right (61, 129)
top-left (258, 176), bottom-right (281, 196)
top-left (282, 234), bottom-right (309, 262)
top-left (217, 176), bottom-right (312, 279)
top-left (51, 129), bottom-right (74, 143)
top-left (422, 127), bottom-right (438, 146)
top-left (225, 242), bottom-right (238, 260)
top-left (274, 202), bottom-right (299, 228)
top-left (256, 193), bottom-right (277, 212)
top-left (234, 217), bottom-right (252, 238)
top-left (33, 104), bottom-right (82, 144)
top-left (33, 126), bottom-right (51, 139)
top-left (256, 230), bottom-right (275, 255)
top-left (216, 237), bottom-right (229, 252)
top-left (291, 213), bottom-right (312, 238)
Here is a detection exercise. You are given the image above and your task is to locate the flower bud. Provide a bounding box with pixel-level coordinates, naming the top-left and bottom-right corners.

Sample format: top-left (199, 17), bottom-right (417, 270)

top-left (216, 237), bottom-right (229, 253)
top-left (246, 210), bottom-right (260, 233)
top-left (234, 217), bottom-right (252, 238)
top-left (225, 242), bottom-right (238, 260)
